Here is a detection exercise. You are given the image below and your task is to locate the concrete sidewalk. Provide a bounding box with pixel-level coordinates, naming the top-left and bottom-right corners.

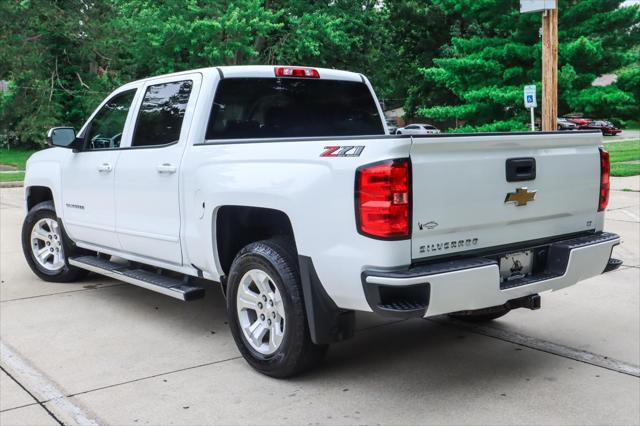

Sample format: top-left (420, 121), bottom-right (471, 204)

top-left (611, 175), bottom-right (640, 192)
top-left (1, 184), bottom-right (638, 425)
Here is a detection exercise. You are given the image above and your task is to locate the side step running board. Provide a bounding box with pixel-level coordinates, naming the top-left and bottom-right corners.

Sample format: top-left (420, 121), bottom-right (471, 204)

top-left (69, 255), bottom-right (205, 301)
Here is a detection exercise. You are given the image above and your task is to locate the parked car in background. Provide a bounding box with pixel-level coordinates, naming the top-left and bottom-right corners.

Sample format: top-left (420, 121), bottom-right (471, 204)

top-left (385, 119), bottom-right (398, 135)
top-left (396, 123), bottom-right (440, 135)
top-left (557, 118), bottom-right (579, 131)
top-left (566, 117), bottom-right (592, 127)
top-left (579, 120), bottom-right (621, 136)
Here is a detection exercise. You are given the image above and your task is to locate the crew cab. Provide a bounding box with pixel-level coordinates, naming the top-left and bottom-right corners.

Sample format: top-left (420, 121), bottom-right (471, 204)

top-left (22, 66), bottom-right (622, 377)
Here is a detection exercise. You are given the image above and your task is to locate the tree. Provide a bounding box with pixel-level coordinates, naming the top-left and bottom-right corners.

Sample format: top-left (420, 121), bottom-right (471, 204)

top-left (1, 0), bottom-right (392, 147)
top-left (413, 0), bottom-right (640, 131)
top-left (0, 0), bottom-right (124, 146)
top-left (2, 0), bottom-right (637, 147)
top-left (111, 0), bottom-right (281, 75)
top-left (381, 0), bottom-right (454, 108)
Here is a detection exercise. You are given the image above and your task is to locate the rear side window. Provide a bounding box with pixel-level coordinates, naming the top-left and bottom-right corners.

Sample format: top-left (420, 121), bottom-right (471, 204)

top-left (206, 78), bottom-right (384, 140)
top-left (132, 80), bottom-right (193, 147)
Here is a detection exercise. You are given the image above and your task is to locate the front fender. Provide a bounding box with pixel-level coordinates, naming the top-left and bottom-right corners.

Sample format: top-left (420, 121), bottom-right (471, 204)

top-left (24, 150), bottom-right (65, 216)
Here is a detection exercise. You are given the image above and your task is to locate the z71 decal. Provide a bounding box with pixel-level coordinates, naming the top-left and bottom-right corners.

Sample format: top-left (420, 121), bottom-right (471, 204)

top-left (320, 146), bottom-right (365, 157)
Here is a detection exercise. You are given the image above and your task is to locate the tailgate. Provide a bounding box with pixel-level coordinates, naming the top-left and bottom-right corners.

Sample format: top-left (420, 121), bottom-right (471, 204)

top-left (410, 131), bottom-right (603, 260)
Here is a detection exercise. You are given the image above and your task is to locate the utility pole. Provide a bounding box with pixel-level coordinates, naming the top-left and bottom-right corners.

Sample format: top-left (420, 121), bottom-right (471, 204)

top-left (541, 4), bottom-right (558, 131)
top-left (521, 1), bottom-right (558, 131)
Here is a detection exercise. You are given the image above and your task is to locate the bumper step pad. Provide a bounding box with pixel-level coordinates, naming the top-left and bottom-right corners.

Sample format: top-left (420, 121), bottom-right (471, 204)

top-left (69, 255), bottom-right (205, 301)
top-left (603, 257), bottom-right (623, 273)
top-left (378, 300), bottom-right (428, 313)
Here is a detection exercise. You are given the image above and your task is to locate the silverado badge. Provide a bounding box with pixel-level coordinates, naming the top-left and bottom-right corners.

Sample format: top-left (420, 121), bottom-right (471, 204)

top-left (505, 187), bottom-right (537, 206)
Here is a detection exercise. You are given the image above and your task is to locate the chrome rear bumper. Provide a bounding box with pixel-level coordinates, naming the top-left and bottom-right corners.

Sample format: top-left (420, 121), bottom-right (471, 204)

top-left (362, 232), bottom-right (621, 318)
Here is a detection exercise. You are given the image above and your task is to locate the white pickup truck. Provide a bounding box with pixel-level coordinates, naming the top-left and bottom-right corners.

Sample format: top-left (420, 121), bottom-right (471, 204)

top-left (23, 65), bottom-right (621, 377)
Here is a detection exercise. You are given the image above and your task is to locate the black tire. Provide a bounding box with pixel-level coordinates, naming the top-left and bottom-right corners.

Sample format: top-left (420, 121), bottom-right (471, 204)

top-left (21, 201), bottom-right (89, 283)
top-left (396, 131), bottom-right (402, 135)
top-left (226, 238), bottom-right (328, 378)
top-left (448, 306), bottom-right (511, 323)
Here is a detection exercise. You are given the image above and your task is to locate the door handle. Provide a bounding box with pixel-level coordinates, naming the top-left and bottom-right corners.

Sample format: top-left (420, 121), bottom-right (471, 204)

top-left (97, 163), bottom-right (113, 173)
top-left (157, 163), bottom-right (177, 174)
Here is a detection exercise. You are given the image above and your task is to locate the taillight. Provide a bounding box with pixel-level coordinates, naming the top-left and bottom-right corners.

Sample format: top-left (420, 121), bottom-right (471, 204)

top-left (598, 148), bottom-right (610, 211)
top-left (356, 159), bottom-right (411, 239)
top-left (275, 66), bottom-right (320, 78)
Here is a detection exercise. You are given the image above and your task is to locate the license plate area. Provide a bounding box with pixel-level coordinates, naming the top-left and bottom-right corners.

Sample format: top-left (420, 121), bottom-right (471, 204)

top-left (499, 251), bottom-right (534, 282)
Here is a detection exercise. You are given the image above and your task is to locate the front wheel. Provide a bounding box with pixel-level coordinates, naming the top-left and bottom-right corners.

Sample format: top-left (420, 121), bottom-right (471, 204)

top-left (21, 201), bottom-right (88, 282)
top-left (226, 239), bottom-right (327, 378)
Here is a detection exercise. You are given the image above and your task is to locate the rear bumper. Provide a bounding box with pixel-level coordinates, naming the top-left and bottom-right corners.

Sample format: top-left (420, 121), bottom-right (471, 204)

top-left (362, 232), bottom-right (620, 318)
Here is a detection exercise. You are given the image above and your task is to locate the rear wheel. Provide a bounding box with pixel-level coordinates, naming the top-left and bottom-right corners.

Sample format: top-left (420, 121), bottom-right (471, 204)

top-left (226, 239), bottom-right (327, 378)
top-left (21, 201), bottom-right (88, 282)
top-left (448, 306), bottom-right (511, 322)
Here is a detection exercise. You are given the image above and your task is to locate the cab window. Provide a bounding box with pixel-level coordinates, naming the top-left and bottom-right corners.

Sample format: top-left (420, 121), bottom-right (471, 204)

top-left (206, 78), bottom-right (383, 140)
top-left (85, 90), bottom-right (136, 150)
top-left (132, 80), bottom-right (193, 147)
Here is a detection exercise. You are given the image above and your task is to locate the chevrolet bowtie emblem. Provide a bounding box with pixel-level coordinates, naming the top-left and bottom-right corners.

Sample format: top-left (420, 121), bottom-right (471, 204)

top-left (505, 187), bottom-right (537, 206)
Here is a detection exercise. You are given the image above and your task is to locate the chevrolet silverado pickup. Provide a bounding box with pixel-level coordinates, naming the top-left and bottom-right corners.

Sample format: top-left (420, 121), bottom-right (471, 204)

top-left (22, 65), bottom-right (622, 377)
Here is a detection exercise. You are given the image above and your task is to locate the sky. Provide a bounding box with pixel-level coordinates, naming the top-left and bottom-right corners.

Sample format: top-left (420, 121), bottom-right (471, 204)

top-left (622, 0), bottom-right (639, 5)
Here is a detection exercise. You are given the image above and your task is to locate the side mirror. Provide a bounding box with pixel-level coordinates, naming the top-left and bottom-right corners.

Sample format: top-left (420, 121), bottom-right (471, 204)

top-left (47, 127), bottom-right (79, 149)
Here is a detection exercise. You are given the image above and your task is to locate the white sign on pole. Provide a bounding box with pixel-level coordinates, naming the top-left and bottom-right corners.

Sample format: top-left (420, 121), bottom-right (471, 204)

top-left (524, 85), bottom-right (537, 108)
top-left (520, 0), bottom-right (556, 13)
top-left (524, 85), bottom-right (537, 131)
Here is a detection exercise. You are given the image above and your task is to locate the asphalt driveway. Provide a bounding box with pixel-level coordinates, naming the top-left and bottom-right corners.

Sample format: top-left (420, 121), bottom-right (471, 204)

top-left (1, 182), bottom-right (638, 425)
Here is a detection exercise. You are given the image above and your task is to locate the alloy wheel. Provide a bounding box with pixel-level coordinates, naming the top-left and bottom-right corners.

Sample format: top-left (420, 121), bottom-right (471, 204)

top-left (30, 218), bottom-right (65, 271)
top-left (236, 269), bottom-right (286, 355)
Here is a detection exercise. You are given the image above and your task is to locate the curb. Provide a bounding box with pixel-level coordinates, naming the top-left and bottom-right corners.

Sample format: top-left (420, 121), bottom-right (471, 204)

top-left (0, 181), bottom-right (24, 188)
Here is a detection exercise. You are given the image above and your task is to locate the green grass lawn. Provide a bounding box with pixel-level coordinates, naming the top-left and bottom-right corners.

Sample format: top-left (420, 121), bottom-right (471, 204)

top-left (0, 148), bottom-right (38, 183)
top-left (0, 171), bottom-right (26, 182)
top-left (605, 139), bottom-right (640, 177)
top-left (610, 163), bottom-right (640, 177)
top-left (0, 148), bottom-right (38, 170)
